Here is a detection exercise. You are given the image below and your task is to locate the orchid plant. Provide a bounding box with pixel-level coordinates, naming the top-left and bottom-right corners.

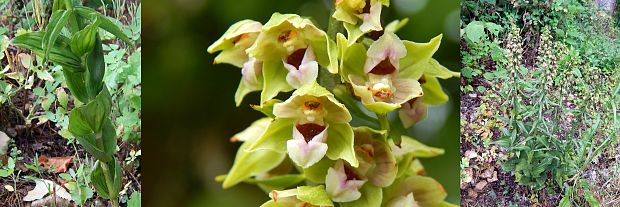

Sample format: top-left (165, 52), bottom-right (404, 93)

top-left (11, 0), bottom-right (134, 206)
top-left (209, 1), bottom-right (458, 206)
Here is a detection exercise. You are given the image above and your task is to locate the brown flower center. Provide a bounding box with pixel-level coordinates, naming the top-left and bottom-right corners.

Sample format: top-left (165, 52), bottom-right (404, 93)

top-left (369, 82), bottom-right (393, 101)
top-left (362, 0), bottom-right (371, 13)
top-left (369, 58), bottom-right (396, 75)
top-left (231, 33), bottom-right (250, 45)
top-left (344, 164), bottom-right (362, 180)
top-left (303, 100), bottom-right (321, 110)
top-left (287, 48), bottom-right (307, 69)
top-left (296, 123), bottom-right (326, 142)
top-left (278, 30), bottom-right (297, 42)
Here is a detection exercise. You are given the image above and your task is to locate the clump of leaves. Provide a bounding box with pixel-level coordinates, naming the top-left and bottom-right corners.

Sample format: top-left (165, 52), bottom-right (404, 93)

top-left (11, 0), bottom-right (134, 206)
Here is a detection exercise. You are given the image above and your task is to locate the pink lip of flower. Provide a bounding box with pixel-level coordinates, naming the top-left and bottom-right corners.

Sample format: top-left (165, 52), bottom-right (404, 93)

top-left (325, 160), bottom-right (367, 202)
top-left (363, 32), bottom-right (407, 75)
top-left (357, 0), bottom-right (383, 32)
top-left (286, 123), bottom-right (329, 168)
top-left (283, 46), bottom-right (319, 89)
top-left (241, 57), bottom-right (263, 89)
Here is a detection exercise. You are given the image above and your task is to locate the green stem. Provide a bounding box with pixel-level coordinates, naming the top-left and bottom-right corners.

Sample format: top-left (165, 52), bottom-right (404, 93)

top-left (100, 161), bottom-right (119, 207)
top-left (377, 113), bottom-right (390, 140)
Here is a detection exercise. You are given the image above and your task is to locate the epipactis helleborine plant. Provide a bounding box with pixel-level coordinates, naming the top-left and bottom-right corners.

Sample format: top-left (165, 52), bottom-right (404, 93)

top-left (208, 0), bottom-right (459, 206)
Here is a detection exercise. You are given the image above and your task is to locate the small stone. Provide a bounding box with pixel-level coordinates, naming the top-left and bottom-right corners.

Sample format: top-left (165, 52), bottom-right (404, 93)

top-left (475, 180), bottom-right (488, 191)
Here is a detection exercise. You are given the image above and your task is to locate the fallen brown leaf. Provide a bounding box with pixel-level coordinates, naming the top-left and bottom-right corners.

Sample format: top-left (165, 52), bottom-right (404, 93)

top-left (38, 155), bottom-right (73, 173)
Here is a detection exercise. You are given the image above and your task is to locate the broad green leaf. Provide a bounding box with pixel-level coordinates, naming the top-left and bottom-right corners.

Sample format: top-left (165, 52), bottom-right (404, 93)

top-left (223, 141), bottom-right (285, 188)
top-left (43, 9), bottom-right (73, 62)
top-left (12, 32), bottom-right (82, 70)
top-left (464, 21), bottom-right (485, 43)
top-left (74, 7), bottom-right (133, 45)
top-left (341, 185), bottom-right (382, 207)
top-left (325, 123), bottom-right (358, 167)
top-left (85, 35), bottom-right (105, 98)
top-left (62, 69), bottom-right (89, 103)
top-left (128, 191), bottom-right (141, 207)
top-left (247, 118), bottom-right (295, 153)
top-left (584, 190), bottom-right (600, 207)
top-left (70, 18), bottom-right (101, 57)
top-left (297, 185), bottom-right (334, 207)
top-left (91, 159), bottom-right (122, 199)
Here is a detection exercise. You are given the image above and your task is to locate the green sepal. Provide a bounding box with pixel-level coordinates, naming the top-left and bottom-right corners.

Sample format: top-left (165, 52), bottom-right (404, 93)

top-left (303, 158), bottom-right (335, 183)
top-left (391, 135), bottom-right (445, 158)
top-left (421, 75), bottom-right (449, 105)
top-left (400, 34), bottom-right (443, 75)
top-left (261, 59), bottom-right (293, 104)
top-left (43, 9), bottom-right (73, 62)
top-left (12, 32), bottom-right (82, 71)
top-left (223, 139), bottom-right (285, 188)
top-left (247, 118), bottom-right (295, 153)
top-left (344, 22), bottom-right (364, 46)
top-left (235, 77), bottom-right (261, 106)
top-left (251, 99), bottom-right (282, 118)
top-left (74, 6), bottom-right (133, 45)
top-left (325, 123), bottom-right (358, 167)
top-left (383, 176), bottom-right (447, 207)
top-left (341, 184), bottom-right (382, 207)
top-left (385, 18), bottom-right (409, 33)
top-left (297, 185), bottom-right (334, 207)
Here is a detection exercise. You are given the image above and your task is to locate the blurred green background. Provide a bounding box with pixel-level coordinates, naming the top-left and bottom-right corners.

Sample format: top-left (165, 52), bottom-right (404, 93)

top-left (142, 0), bottom-right (460, 206)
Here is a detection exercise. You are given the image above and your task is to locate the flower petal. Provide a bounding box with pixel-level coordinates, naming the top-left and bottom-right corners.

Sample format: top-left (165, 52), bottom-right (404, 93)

top-left (358, 0), bottom-right (383, 33)
top-left (325, 161), bottom-right (366, 203)
top-left (287, 125), bottom-right (328, 168)
top-left (386, 193), bottom-right (419, 207)
top-left (392, 78), bottom-right (423, 104)
top-left (364, 32), bottom-right (406, 74)
top-left (398, 98), bottom-right (428, 128)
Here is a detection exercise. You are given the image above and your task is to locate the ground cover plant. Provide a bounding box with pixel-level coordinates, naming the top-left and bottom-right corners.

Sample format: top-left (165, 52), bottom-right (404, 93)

top-left (0, 0), bottom-right (141, 206)
top-left (207, 0), bottom-right (459, 206)
top-left (460, 0), bottom-right (620, 206)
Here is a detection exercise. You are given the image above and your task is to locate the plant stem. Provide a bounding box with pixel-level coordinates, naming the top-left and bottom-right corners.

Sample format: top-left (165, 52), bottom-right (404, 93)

top-left (377, 113), bottom-right (390, 140)
top-left (100, 161), bottom-right (119, 207)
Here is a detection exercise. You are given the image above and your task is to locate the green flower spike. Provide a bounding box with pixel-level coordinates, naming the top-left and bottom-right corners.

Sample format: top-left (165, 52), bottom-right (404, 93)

top-left (333, 0), bottom-right (390, 43)
top-left (247, 13), bottom-right (338, 103)
top-left (208, 20), bottom-right (262, 67)
top-left (344, 32), bottom-right (423, 114)
top-left (325, 160), bottom-right (367, 202)
top-left (248, 83), bottom-right (358, 169)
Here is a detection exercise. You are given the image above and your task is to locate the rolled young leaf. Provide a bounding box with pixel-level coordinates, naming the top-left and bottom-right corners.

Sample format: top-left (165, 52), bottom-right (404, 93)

top-left (70, 17), bottom-right (101, 57)
top-left (73, 6), bottom-right (134, 45)
top-left (43, 9), bottom-right (73, 62)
